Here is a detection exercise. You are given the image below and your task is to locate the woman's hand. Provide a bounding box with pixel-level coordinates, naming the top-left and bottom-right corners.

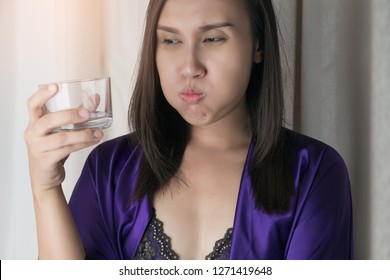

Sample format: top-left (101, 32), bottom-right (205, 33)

top-left (23, 84), bottom-right (103, 259)
top-left (24, 84), bottom-right (104, 191)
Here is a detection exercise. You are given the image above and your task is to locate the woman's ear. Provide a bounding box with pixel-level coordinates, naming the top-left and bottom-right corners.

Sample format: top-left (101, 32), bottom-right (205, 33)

top-left (254, 41), bottom-right (263, 63)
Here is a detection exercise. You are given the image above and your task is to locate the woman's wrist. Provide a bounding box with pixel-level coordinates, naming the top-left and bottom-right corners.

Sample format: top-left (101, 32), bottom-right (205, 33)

top-left (32, 185), bottom-right (65, 210)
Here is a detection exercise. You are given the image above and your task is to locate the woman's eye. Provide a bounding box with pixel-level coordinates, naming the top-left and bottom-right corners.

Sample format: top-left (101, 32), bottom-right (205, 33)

top-left (203, 37), bottom-right (224, 43)
top-left (163, 39), bottom-right (180, 45)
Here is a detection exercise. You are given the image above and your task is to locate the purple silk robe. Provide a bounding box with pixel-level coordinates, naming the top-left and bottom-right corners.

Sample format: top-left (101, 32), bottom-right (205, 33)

top-left (69, 129), bottom-right (354, 259)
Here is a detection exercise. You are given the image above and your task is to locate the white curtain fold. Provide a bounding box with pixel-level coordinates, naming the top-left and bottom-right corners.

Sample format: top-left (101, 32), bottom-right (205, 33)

top-left (0, 0), bottom-right (389, 259)
top-left (0, 0), bottom-right (146, 259)
top-left (300, 0), bottom-right (390, 259)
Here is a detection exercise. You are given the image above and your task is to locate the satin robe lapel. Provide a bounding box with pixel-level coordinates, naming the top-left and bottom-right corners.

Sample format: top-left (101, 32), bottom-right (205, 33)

top-left (230, 141), bottom-right (255, 260)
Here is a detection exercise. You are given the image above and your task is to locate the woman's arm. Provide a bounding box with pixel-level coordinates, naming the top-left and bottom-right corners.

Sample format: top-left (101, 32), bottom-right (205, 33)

top-left (32, 186), bottom-right (86, 259)
top-left (24, 84), bottom-right (104, 259)
top-left (285, 152), bottom-right (354, 259)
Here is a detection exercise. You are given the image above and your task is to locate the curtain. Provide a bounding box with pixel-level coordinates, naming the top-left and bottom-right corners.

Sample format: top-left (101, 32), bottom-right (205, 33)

top-left (0, 0), bottom-right (147, 259)
top-left (0, 0), bottom-right (389, 259)
top-left (299, 0), bottom-right (390, 259)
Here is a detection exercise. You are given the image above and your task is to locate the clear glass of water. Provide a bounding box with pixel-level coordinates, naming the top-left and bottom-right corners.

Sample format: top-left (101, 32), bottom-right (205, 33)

top-left (42, 77), bottom-right (112, 132)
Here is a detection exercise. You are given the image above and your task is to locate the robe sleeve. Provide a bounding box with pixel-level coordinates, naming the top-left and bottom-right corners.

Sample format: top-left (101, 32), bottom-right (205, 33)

top-left (68, 148), bottom-right (120, 260)
top-left (285, 149), bottom-right (354, 259)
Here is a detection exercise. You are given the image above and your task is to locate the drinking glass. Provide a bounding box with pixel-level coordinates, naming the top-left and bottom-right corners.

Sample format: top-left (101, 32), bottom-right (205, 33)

top-left (42, 77), bottom-right (112, 132)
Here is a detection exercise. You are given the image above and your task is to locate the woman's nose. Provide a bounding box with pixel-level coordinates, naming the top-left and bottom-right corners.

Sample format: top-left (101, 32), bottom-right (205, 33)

top-left (179, 47), bottom-right (206, 79)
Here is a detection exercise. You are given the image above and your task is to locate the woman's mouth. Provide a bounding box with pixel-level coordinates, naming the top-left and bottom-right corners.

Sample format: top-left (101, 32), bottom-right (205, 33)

top-left (180, 90), bottom-right (205, 104)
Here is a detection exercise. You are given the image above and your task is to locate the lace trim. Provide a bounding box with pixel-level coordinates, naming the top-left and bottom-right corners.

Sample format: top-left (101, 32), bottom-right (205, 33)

top-left (135, 213), bottom-right (233, 260)
top-left (205, 227), bottom-right (233, 260)
top-left (135, 215), bottom-right (179, 260)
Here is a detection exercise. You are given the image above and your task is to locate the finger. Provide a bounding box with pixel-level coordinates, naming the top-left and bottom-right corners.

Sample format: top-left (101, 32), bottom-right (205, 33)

top-left (33, 107), bottom-right (91, 135)
top-left (41, 129), bottom-right (103, 153)
top-left (27, 84), bottom-right (58, 122)
top-left (48, 133), bottom-right (104, 161)
top-left (81, 93), bottom-right (101, 112)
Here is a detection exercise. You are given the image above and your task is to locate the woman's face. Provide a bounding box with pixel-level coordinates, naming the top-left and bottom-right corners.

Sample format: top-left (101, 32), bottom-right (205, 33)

top-left (156, 0), bottom-right (261, 127)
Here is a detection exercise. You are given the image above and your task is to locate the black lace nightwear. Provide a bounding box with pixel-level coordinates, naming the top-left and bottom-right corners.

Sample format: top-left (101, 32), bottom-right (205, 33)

top-left (135, 211), bottom-right (232, 260)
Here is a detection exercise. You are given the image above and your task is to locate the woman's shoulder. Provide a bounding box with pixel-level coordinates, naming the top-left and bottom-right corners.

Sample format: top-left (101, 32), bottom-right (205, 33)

top-left (283, 128), bottom-right (348, 172)
top-left (85, 132), bottom-right (142, 170)
top-left (283, 129), bottom-right (352, 213)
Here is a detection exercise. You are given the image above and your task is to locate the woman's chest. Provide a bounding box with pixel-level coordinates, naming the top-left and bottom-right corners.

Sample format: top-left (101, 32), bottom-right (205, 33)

top-left (152, 157), bottom-right (244, 259)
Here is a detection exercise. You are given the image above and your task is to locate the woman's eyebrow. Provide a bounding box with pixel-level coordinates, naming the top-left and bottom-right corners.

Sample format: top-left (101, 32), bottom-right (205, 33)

top-left (157, 25), bottom-right (180, 34)
top-left (200, 22), bottom-right (235, 32)
top-left (157, 22), bottom-right (235, 34)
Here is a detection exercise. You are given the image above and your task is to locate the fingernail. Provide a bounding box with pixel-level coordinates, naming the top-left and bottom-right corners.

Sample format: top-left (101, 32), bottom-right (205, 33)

top-left (79, 109), bottom-right (90, 119)
top-left (48, 84), bottom-right (57, 93)
top-left (93, 130), bottom-right (103, 139)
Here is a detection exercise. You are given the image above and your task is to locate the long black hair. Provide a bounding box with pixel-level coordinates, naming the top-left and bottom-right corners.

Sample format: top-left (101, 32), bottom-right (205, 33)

top-left (129, 0), bottom-right (294, 214)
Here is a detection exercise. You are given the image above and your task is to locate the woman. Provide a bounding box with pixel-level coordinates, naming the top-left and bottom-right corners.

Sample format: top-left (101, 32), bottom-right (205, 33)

top-left (24, 0), bottom-right (354, 259)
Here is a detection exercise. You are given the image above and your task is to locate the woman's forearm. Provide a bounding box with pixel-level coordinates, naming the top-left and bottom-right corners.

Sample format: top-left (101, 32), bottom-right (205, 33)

top-left (33, 186), bottom-right (85, 259)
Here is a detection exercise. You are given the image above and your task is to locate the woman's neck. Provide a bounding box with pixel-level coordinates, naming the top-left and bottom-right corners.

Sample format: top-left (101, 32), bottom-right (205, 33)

top-left (189, 112), bottom-right (252, 151)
